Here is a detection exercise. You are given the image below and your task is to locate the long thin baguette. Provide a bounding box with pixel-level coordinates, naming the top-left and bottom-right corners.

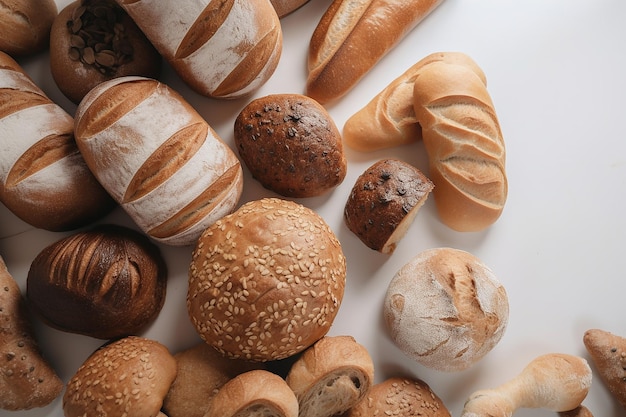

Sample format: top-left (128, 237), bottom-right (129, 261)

top-left (307, 0), bottom-right (445, 104)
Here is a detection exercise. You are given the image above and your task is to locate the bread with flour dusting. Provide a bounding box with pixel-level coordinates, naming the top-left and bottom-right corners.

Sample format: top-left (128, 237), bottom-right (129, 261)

top-left (114, 0), bottom-right (282, 99)
top-left (74, 76), bottom-right (243, 246)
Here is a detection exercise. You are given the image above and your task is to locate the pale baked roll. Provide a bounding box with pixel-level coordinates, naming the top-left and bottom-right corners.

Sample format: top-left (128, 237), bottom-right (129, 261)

top-left (0, 51), bottom-right (115, 232)
top-left (115, 0), bottom-right (283, 99)
top-left (74, 76), bottom-right (244, 246)
top-left (412, 60), bottom-right (507, 232)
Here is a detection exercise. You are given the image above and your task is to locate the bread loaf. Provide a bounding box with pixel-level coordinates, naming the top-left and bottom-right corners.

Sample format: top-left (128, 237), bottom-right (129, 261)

top-left (383, 247), bottom-right (509, 372)
top-left (270, 0), bottom-right (311, 17)
top-left (27, 224), bottom-right (168, 340)
top-left (74, 76), bottom-right (244, 246)
top-left (114, 0), bottom-right (282, 99)
top-left (187, 198), bottom-right (346, 362)
top-left (0, 51), bottom-right (115, 232)
top-left (0, 0), bottom-right (57, 56)
top-left (50, 0), bottom-right (162, 104)
top-left (583, 329), bottom-right (626, 409)
top-left (412, 59), bottom-right (507, 232)
top-left (307, 0), bottom-right (445, 104)
top-left (285, 335), bottom-right (374, 417)
top-left (343, 51), bottom-right (487, 152)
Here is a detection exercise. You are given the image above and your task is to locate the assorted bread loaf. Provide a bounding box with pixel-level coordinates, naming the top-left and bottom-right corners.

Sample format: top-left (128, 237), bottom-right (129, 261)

top-left (0, 0), bottom-right (57, 56)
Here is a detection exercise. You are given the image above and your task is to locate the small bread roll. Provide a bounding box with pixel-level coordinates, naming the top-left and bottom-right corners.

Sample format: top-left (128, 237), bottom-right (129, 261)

top-left (63, 336), bottom-right (177, 417)
top-left (27, 225), bottom-right (167, 340)
top-left (50, 0), bottom-right (162, 104)
top-left (344, 158), bottom-right (433, 254)
top-left (286, 335), bottom-right (374, 417)
top-left (383, 247), bottom-right (509, 372)
top-left (187, 198), bottom-right (346, 362)
top-left (343, 377), bottom-right (451, 417)
top-left (164, 342), bottom-right (266, 417)
top-left (0, 0), bottom-right (57, 56)
top-left (583, 329), bottom-right (626, 408)
top-left (234, 94), bottom-right (347, 198)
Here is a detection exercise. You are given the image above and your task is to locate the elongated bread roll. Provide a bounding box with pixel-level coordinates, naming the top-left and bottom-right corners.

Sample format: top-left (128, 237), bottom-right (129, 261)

top-left (74, 76), bottom-right (243, 246)
top-left (307, 0), bottom-right (445, 104)
top-left (115, 0), bottom-right (282, 99)
top-left (343, 52), bottom-right (486, 152)
top-left (412, 60), bottom-right (507, 232)
top-left (0, 51), bottom-right (115, 231)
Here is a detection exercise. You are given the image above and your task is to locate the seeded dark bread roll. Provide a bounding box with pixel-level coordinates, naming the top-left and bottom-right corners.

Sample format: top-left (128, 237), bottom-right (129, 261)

top-left (286, 335), bottom-right (374, 417)
top-left (187, 198), bottom-right (346, 362)
top-left (74, 76), bottom-right (243, 246)
top-left (583, 329), bottom-right (626, 409)
top-left (50, 0), bottom-right (162, 104)
top-left (0, 0), bottom-right (57, 56)
top-left (0, 51), bottom-right (115, 232)
top-left (0, 256), bottom-right (63, 411)
top-left (164, 342), bottom-right (266, 417)
top-left (26, 225), bottom-right (167, 340)
top-left (114, 0), bottom-right (282, 99)
top-left (234, 94), bottom-right (347, 198)
top-left (344, 158), bottom-right (433, 254)
top-left (383, 247), bottom-right (509, 372)
top-left (344, 377), bottom-right (451, 417)
top-left (63, 336), bottom-right (177, 417)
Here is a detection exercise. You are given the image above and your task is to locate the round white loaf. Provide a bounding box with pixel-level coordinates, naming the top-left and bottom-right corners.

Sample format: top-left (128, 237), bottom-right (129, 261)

top-left (74, 76), bottom-right (243, 246)
top-left (383, 247), bottom-right (509, 372)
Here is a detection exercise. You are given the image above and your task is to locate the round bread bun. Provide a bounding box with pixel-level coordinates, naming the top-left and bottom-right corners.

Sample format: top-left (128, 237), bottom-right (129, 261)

top-left (50, 0), bottom-right (162, 104)
top-left (63, 336), bottom-right (176, 417)
top-left (163, 342), bottom-right (266, 417)
top-left (344, 377), bottom-right (451, 417)
top-left (26, 224), bottom-right (167, 340)
top-left (344, 158), bottom-right (434, 254)
top-left (187, 197), bottom-right (346, 362)
top-left (0, 0), bottom-right (57, 56)
top-left (383, 247), bottom-right (509, 372)
top-left (234, 93), bottom-right (347, 198)
top-left (270, 0), bottom-right (311, 17)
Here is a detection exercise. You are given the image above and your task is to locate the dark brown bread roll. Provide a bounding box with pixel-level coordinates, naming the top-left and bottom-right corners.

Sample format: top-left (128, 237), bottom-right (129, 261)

top-left (27, 225), bottom-right (167, 340)
top-left (50, 0), bottom-right (162, 104)
top-left (234, 93), bottom-right (347, 198)
top-left (0, 0), bottom-right (57, 56)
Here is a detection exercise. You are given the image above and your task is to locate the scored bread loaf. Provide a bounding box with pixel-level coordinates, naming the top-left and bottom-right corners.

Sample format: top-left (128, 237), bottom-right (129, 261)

top-left (307, 0), bottom-right (445, 104)
top-left (343, 51), bottom-right (487, 152)
top-left (412, 59), bottom-right (507, 232)
top-left (0, 51), bottom-right (115, 232)
top-left (74, 76), bottom-right (243, 246)
top-left (0, 0), bottom-right (57, 56)
top-left (114, 0), bottom-right (282, 99)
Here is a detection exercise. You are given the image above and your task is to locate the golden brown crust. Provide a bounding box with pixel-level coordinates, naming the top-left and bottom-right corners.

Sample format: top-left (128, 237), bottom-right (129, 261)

top-left (49, 0), bottom-right (162, 104)
top-left (559, 406), bottom-right (595, 417)
top-left (187, 198), bottom-right (346, 362)
top-left (234, 94), bottom-right (346, 198)
top-left (344, 377), bottom-right (451, 417)
top-left (285, 335), bottom-right (374, 417)
top-left (344, 158), bottom-right (433, 254)
top-left (583, 329), bottom-right (626, 409)
top-left (63, 336), bottom-right (177, 417)
top-left (0, 0), bottom-right (57, 56)
top-left (270, 0), bottom-right (311, 17)
top-left (0, 256), bottom-right (63, 411)
top-left (26, 224), bottom-right (167, 339)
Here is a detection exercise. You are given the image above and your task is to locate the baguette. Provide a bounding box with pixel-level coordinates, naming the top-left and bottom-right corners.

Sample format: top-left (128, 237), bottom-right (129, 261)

top-left (307, 0), bottom-right (445, 104)
top-left (412, 60), bottom-right (507, 232)
top-left (74, 76), bottom-right (243, 246)
top-left (115, 0), bottom-right (282, 99)
top-left (0, 51), bottom-right (115, 231)
top-left (343, 51), bottom-right (486, 152)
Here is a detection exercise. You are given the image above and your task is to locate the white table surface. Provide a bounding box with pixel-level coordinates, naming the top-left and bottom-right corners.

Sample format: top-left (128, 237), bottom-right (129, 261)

top-left (2, 0), bottom-right (626, 416)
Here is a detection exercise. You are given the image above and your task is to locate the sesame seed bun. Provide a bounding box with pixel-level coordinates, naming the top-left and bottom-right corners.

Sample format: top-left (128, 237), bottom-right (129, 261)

top-left (187, 197), bottom-right (346, 362)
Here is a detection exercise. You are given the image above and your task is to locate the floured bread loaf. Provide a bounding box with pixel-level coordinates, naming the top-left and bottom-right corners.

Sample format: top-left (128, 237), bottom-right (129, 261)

top-left (74, 76), bottom-right (244, 246)
top-left (0, 51), bottom-right (115, 232)
top-left (114, 0), bottom-right (283, 99)
top-left (383, 247), bottom-right (509, 372)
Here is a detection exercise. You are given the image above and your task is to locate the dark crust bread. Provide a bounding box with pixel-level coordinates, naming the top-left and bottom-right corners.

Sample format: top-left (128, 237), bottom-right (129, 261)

top-left (50, 0), bottom-right (162, 104)
top-left (344, 158), bottom-right (433, 253)
top-left (234, 93), bottom-right (347, 198)
top-left (583, 329), bottom-right (626, 409)
top-left (26, 224), bottom-right (167, 340)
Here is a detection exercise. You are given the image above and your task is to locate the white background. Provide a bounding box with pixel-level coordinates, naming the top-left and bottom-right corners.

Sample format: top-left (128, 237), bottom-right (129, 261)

top-left (2, 0), bottom-right (626, 416)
